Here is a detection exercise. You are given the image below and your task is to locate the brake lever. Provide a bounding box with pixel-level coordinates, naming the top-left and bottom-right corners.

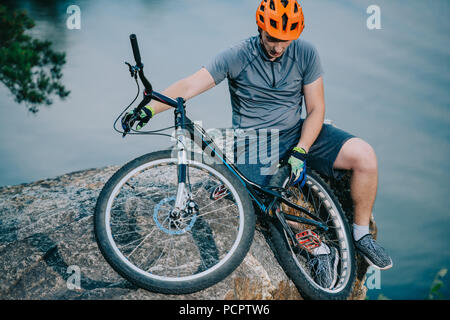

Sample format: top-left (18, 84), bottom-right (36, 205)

top-left (121, 111), bottom-right (139, 138)
top-left (122, 62), bottom-right (143, 138)
top-left (125, 62), bottom-right (138, 79)
top-left (122, 119), bottom-right (131, 138)
top-left (122, 127), bottom-right (129, 138)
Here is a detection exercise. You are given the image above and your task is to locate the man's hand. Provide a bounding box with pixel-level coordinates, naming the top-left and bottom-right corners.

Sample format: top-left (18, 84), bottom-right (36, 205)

top-left (121, 106), bottom-right (155, 133)
top-left (288, 147), bottom-right (308, 187)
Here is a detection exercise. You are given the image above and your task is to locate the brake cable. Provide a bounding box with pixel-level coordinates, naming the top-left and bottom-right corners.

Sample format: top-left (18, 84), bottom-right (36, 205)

top-left (113, 75), bottom-right (176, 139)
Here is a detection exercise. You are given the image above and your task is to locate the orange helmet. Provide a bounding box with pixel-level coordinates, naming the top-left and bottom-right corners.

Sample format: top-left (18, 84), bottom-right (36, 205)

top-left (256, 0), bottom-right (305, 41)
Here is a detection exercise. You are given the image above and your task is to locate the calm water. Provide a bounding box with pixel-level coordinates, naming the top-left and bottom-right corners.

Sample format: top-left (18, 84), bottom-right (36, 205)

top-left (0, 0), bottom-right (449, 300)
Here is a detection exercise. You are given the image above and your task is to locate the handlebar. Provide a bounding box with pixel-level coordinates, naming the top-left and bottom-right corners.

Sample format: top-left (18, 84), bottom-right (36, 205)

top-left (127, 33), bottom-right (179, 108)
top-left (130, 34), bottom-right (143, 69)
top-left (121, 33), bottom-right (181, 137)
top-left (128, 34), bottom-right (153, 94)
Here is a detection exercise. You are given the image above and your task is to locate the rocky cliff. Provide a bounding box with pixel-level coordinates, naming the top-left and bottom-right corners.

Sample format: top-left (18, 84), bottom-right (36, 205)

top-left (0, 165), bottom-right (374, 300)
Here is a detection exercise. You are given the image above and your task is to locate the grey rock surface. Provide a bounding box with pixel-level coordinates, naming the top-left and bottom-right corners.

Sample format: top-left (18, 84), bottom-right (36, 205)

top-left (0, 165), bottom-right (372, 300)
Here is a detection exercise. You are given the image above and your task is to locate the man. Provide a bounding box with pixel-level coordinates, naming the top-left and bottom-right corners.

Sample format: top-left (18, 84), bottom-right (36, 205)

top-left (123, 0), bottom-right (392, 289)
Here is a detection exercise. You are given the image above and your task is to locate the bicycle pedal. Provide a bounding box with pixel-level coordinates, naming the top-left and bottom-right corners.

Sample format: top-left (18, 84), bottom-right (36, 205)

top-left (296, 230), bottom-right (322, 252)
top-left (210, 184), bottom-right (232, 201)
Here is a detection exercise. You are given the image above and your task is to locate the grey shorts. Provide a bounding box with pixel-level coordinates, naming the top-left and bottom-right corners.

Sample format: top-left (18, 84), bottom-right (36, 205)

top-left (235, 120), bottom-right (356, 185)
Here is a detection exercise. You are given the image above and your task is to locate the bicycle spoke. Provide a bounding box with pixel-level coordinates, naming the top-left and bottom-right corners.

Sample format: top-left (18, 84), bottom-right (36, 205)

top-left (147, 238), bottom-right (171, 273)
top-left (195, 194), bottom-right (230, 211)
top-left (195, 204), bottom-right (237, 218)
top-left (207, 220), bottom-right (239, 229)
top-left (119, 236), bottom-right (148, 249)
top-left (191, 174), bottom-right (214, 198)
top-left (127, 227), bottom-right (158, 259)
top-left (202, 215), bottom-right (240, 222)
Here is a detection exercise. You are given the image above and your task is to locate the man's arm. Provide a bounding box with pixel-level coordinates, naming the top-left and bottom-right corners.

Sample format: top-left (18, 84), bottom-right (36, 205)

top-left (148, 68), bottom-right (216, 115)
top-left (296, 76), bottom-right (325, 152)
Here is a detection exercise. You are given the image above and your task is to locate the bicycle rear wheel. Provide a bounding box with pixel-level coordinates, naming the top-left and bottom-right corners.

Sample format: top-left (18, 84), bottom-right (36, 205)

top-left (269, 167), bottom-right (356, 300)
top-left (94, 150), bottom-right (255, 294)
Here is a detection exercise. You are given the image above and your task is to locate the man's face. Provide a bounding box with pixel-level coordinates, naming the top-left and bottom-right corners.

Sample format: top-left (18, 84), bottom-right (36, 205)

top-left (260, 30), bottom-right (293, 60)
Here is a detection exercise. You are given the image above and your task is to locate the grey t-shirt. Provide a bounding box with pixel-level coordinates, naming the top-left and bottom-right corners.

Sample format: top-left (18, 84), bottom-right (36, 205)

top-left (205, 35), bottom-right (324, 132)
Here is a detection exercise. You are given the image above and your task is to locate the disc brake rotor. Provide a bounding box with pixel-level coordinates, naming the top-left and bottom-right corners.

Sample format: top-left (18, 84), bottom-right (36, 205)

top-left (153, 196), bottom-right (198, 235)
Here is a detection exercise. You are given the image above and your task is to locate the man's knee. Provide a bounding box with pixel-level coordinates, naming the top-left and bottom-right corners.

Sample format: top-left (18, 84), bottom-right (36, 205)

top-left (335, 138), bottom-right (378, 173)
top-left (351, 139), bottom-right (378, 173)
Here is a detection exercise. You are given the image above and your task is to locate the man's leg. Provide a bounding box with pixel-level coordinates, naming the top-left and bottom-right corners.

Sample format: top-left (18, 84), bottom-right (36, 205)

top-left (332, 138), bottom-right (378, 226)
top-left (333, 137), bottom-right (392, 270)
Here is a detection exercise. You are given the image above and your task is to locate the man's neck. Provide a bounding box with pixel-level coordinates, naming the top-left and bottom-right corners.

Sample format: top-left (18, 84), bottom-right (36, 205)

top-left (259, 38), bottom-right (280, 62)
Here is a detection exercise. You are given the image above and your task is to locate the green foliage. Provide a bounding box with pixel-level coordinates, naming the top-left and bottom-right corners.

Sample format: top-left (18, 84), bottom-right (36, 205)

top-left (377, 293), bottom-right (391, 300)
top-left (427, 268), bottom-right (447, 300)
top-left (372, 267), bottom-right (448, 300)
top-left (0, 5), bottom-right (70, 113)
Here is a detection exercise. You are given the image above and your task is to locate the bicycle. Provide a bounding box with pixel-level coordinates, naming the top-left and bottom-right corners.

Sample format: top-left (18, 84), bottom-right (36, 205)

top-left (94, 34), bottom-right (356, 300)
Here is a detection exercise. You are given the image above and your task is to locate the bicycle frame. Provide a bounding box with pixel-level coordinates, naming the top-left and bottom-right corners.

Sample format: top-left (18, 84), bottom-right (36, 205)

top-left (126, 34), bottom-right (328, 248)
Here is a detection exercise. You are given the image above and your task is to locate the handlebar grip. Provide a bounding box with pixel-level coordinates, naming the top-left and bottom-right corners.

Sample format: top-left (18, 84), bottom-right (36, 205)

top-left (130, 34), bottom-right (143, 68)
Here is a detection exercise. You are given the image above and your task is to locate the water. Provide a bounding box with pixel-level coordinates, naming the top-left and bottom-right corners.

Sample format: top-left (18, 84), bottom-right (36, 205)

top-left (0, 0), bottom-right (449, 300)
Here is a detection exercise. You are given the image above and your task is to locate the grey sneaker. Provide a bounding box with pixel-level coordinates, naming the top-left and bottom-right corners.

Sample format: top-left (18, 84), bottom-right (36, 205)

top-left (355, 234), bottom-right (393, 270)
top-left (307, 246), bottom-right (339, 289)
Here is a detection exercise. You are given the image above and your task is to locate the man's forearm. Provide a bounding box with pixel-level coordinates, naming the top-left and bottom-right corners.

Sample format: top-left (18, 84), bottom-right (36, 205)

top-left (147, 79), bottom-right (190, 115)
top-left (296, 107), bottom-right (324, 153)
top-left (146, 68), bottom-right (216, 116)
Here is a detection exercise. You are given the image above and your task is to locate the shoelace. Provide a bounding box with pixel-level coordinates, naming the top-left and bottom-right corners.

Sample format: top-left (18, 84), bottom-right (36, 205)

top-left (363, 236), bottom-right (389, 262)
top-left (366, 236), bottom-right (381, 254)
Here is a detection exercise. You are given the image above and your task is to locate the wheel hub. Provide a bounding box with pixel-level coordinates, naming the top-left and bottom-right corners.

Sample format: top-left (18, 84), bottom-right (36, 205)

top-left (154, 197), bottom-right (198, 235)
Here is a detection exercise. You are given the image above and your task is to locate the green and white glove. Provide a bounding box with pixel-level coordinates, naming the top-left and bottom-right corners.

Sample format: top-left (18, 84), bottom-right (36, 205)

top-left (135, 106), bottom-right (155, 130)
top-left (288, 146), bottom-right (308, 187)
top-left (121, 105), bottom-right (155, 132)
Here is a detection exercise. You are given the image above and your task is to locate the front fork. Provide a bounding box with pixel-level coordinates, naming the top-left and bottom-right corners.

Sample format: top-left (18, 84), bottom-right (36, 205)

top-left (174, 133), bottom-right (190, 211)
top-left (173, 98), bottom-right (191, 212)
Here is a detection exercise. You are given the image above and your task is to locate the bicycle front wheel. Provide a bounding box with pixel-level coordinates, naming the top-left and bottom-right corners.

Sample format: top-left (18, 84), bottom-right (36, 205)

top-left (94, 150), bottom-right (255, 294)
